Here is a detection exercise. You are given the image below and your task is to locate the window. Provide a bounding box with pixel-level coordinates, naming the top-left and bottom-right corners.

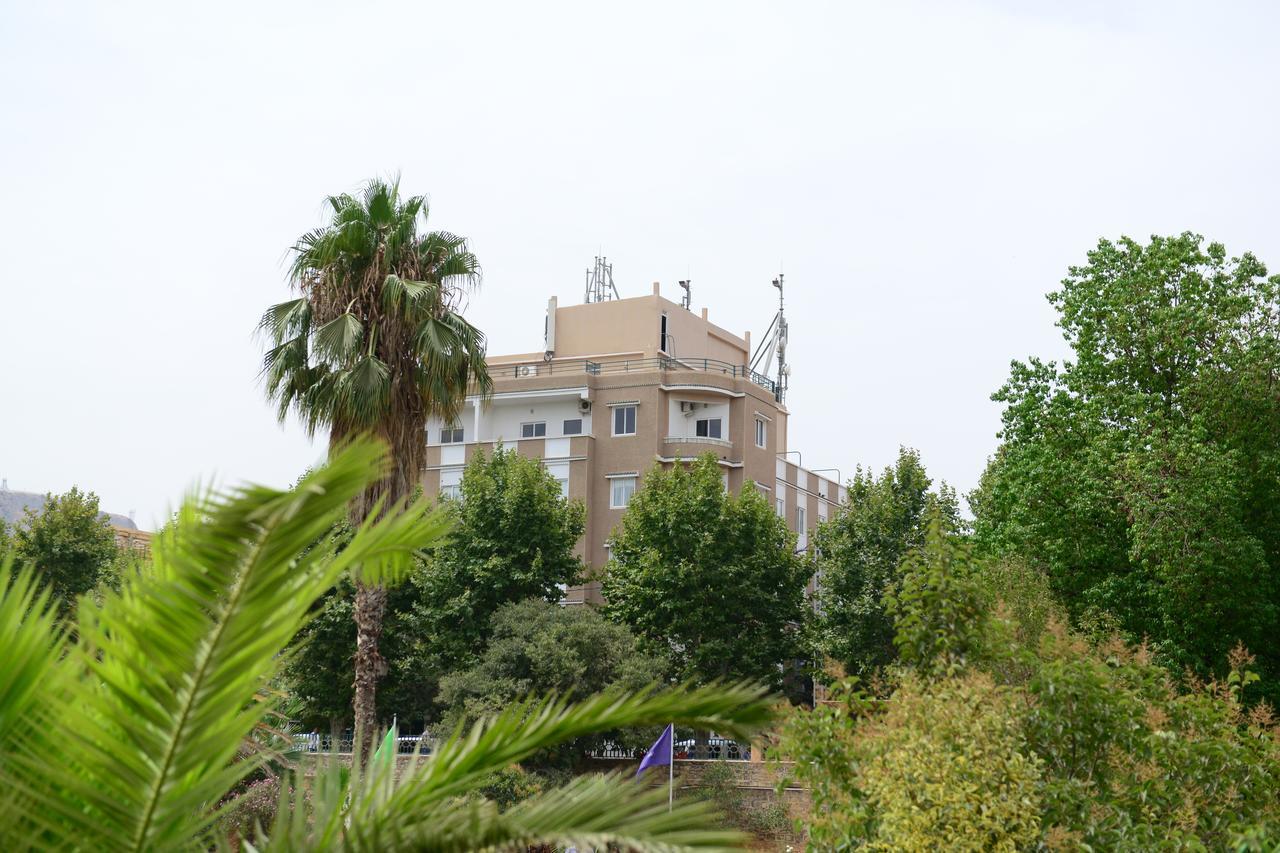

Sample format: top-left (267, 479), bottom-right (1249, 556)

top-left (440, 426), bottom-right (464, 444)
top-left (694, 417), bottom-right (722, 439)
top-left (556, 477), bottom-right (569, 498)
top-left (440, 484), bottom-right (461, 501)
top-left (610, 476), bottom-right (637, 508)
top-left (562, 418), bottom-right (582, 435)
top-left (797, 505), bottom-right (806, 531)
top-left (776, 497), bottom-right (785, 518)
top-left (754, 418), bottom-right (766, 448)
top-left (613, 405), bottom-right (636, 436)
top-left (660, 313), bottom-right (669, 353)
top-left (520, 421), bottom-right (546, 438)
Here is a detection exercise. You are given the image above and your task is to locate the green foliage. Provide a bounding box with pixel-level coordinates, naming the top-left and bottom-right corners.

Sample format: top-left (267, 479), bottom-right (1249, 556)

top-left (0, 440), bottom-right (774, 851)
top-left (259, 177), bottom-right (492, 443)
top-left (883, 513), bottom-right (987, 674)
top-left (410, 447), bottom-right (586, 673)
top-left (437, 599), bottom-right (662, 763)
top-left (813, 447), bottom-right (961, 677)
top-left (602, 454), bottom-right (810, 689)
top-left (6, 487), bottom-right (118, 614)
top-left (973, 233), bottom-right (1280, 694)
top-left (783, 673), bottom-right (1042, 852)
top-left (286, 447), bottom-right (588, 728)
top-left (783, 526), bottom-right (1280, 851)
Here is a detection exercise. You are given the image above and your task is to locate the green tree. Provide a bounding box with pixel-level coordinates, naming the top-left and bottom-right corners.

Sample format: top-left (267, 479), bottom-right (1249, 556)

top-left (0, 441), bottom-right (773, 851)
top-left (973, 233), bottom-right (1280, 693)
top-left (884, 513), bottom-right (988, 675)
top-left (436, 598), bottom-right (663, 765)
top-left (812, 447), bottom-right (960, 677)
top-left (602, 454), bottom-right (810, 689)
top-left (259, 177), bottom-right (493, 754)
top-left (410, 446), bottom-right (585, 675)
top-left (8, 487), bottom-right (118, 614)
top-left (781, 521), bottom-right (1280, 850)
top-left (287, 448), bottom-right (587, 729)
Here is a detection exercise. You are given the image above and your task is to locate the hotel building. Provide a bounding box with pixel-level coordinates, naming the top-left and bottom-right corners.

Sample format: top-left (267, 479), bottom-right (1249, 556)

top-left (421, 280), bottom-right (845, 604)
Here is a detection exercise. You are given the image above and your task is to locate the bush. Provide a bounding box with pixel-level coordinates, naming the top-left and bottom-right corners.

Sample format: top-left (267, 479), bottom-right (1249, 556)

top-left (784, 518), bottom-right (1280, 849)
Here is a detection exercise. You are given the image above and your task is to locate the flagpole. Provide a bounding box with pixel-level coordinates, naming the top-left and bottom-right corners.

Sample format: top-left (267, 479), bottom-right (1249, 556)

top-left (668, 723), bottom-right (674, 812)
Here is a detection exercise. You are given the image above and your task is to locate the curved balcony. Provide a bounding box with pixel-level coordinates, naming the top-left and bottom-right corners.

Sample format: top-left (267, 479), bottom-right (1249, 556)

top-left (663, 434), bottom-right (733, 450)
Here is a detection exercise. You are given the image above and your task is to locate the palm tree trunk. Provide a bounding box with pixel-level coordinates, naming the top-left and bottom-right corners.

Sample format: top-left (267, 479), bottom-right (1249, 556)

top-left (352, 580), bottom-right (389, 763)
top-left (343, 417), bottom-right (425, 764)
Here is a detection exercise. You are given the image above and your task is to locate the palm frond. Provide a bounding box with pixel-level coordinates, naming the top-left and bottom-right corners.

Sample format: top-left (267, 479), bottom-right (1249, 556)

top-left (264, 682), bottom-right (771, 852)
top-left (0, 558), bottom-right (67, 754)
top-left (0, 440), bottom-right (452, 852)
top-left (313, 312), bottom-right (364, 364)
top-left (384, 683), bottom-right (770, 811)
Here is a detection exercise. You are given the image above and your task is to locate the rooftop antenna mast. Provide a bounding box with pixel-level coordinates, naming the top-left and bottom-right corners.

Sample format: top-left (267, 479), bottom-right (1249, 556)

top-left (583, 256), bottom-right (620, 303)
top-left (748, 273), bottom-right (790, 403)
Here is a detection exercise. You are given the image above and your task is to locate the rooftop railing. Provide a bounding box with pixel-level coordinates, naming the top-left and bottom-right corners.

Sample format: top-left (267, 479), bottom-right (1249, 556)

top-left (496, 356), bottom-right (778, 396)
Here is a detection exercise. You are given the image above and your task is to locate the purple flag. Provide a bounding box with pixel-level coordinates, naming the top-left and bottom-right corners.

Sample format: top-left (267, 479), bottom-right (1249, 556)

top-left (635, 724), bottom-right (674, 779)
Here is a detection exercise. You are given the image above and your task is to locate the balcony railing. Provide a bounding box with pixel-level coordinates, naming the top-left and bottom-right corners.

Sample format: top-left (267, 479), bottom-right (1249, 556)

top-left (496, 356), bottom-right (778, 396)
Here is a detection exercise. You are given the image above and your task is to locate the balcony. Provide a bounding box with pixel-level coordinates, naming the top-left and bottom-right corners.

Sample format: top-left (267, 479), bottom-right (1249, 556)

top-left (494, 355), bottom-right (777, 396)
top-left (664, 435), bottom-right (733, 449)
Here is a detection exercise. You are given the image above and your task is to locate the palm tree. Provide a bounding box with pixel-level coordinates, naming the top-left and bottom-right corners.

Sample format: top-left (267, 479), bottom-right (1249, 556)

top-left (259, 177), bottom-right (493, 755)
top-left (0, 441), bottom-right (772, 851)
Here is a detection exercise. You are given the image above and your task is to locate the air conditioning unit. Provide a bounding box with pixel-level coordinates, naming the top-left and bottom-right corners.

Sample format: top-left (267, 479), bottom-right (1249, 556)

top-left (577, 399), bottom-right (592, 414)
top-left (679, 401), bottom-right (698, 414)
top-left (519, 365), bottom-right (536, 377)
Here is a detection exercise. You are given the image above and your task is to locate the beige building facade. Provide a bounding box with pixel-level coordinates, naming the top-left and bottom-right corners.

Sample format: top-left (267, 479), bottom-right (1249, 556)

top-left (421, 283), bottom-right (845, 604)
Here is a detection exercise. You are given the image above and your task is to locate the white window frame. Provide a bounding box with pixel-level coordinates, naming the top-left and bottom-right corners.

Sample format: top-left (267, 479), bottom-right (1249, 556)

top-left (694, 417), bottom-right (722, 439)
top-left (556, 477), bottom-right (569, 498)
top-left (520, 421), bottom-right (547, 439)
top-left (797, 505), bottom-right (806, 531)
top-left (440, 483), bottom-right (461, 501)
top-left (562, 418), bottom-right (583, 435)
top-left (754, 418), bottom-right (766, 448)
top-left (440, 426), bottom-right (464, 444)
top-left (776, 496), bottom-right (785, 518)
top-left (612, 405), bottom-right (637, 437)
top-left (610, 475), bottom-right (637, 508)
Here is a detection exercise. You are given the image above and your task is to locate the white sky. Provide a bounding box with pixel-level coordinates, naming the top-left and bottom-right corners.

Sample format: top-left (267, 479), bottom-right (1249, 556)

top-left (3, 1), bottom-right (1278, 528)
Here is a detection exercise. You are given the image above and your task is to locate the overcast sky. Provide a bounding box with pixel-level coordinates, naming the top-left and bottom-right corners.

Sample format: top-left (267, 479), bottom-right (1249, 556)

top-left (3, 1), bottom-right (1278, 528)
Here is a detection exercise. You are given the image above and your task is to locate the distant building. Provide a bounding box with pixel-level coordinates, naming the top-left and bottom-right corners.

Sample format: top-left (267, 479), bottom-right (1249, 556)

top-left (421, 279), bottom-right (845, 605)
top-left (0, 481), bottom-right (151, 555)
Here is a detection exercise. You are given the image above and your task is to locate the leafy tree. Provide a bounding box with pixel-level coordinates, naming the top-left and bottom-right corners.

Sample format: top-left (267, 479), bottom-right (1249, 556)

top-left (883, 513), bottom-right (988, 675)
top-left (409, 447), bottom-right (586, 674)
top-left (0, 441), bottom-right (773, 851)
top-left (602, 454), bottom-right (810, 689)
top-left (7, 487), bottom-right (118, 614)
top-left (436, 598), bottom-right (663, 764)
top-left (259, 178), bottom-right (493, 754)
top-left (286, 448), bottom-right (585, 729)
top-left (787, 672), bottom-right (1043, 851)
top-left (782, 521), bottom-right (1280, 851)
top-left (972, 233), bottom-right (1280, 693)
top-left (812, 447), bottom-right (960, 677)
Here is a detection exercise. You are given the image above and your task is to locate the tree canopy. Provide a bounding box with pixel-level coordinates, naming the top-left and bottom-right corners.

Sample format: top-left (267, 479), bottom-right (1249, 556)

top-left (813, 447), bottom-right (960, 677)
top-left (285, 446), bottom-right (586, 729)
top-left (602, 454), bottom-right (810, 689)
top-left (972, 233), bottom-right (1280, 695)
top-left (409, 446), bottom-right (586, 674)
top-left (436, 598), bottom-right (663, 765)
top-left (3, 487), bottom-right (118, 614)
